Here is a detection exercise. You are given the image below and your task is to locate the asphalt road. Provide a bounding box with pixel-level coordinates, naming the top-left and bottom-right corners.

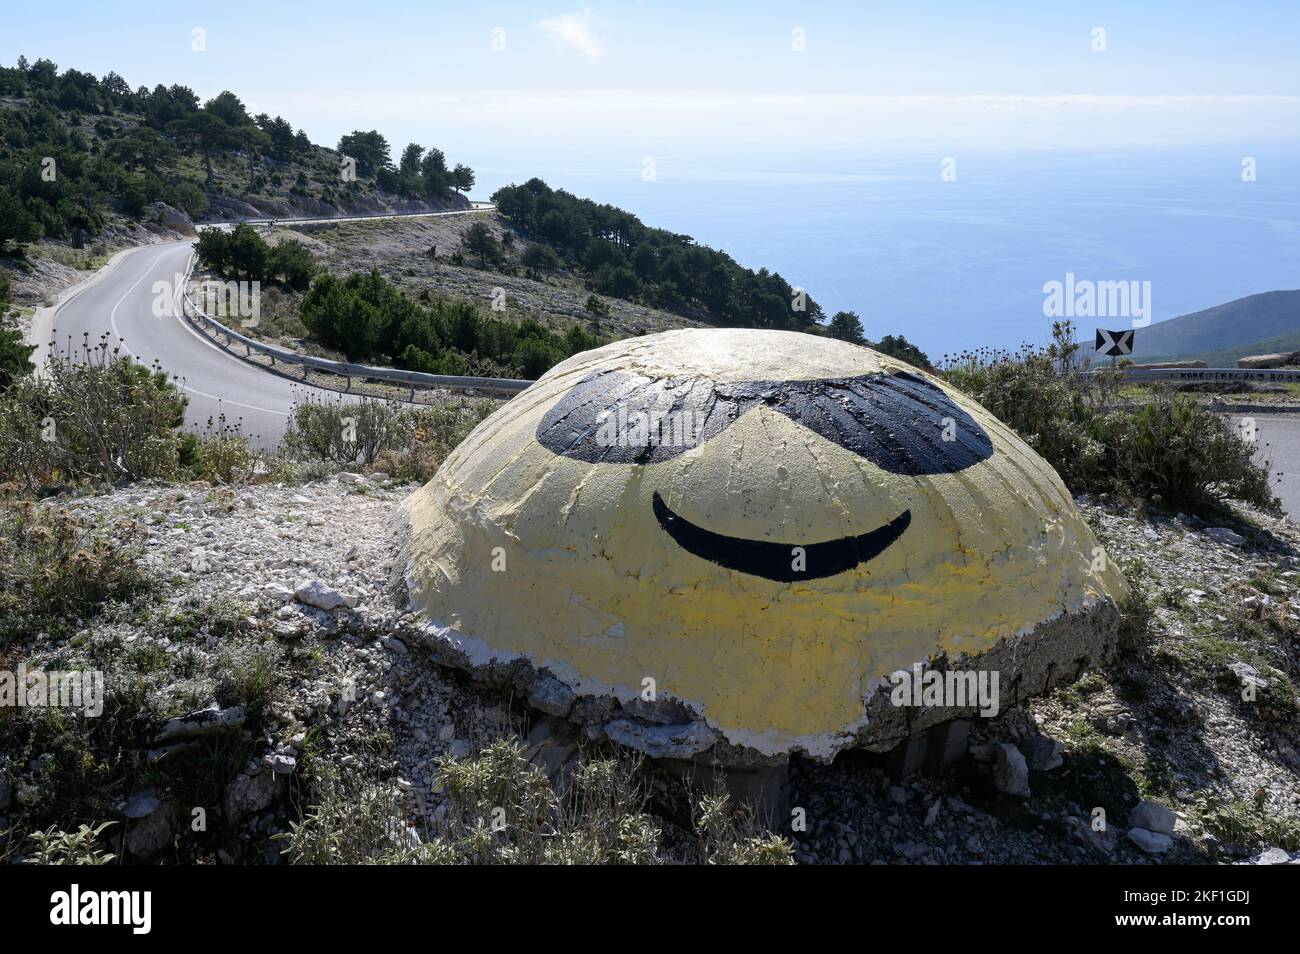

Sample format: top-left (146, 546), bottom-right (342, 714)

top-left (39, 239), bottom-right (334, 445)
top-left (1235, 413), bottom-right (1300, 516)
top-left (35, 209), bottom-right (488, 446)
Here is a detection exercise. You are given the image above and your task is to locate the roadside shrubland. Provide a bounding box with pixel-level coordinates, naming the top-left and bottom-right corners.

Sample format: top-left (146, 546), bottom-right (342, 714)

top-left (282, 739), bottom-right (794, 865)
top-left (0, 338), bottom-right (185, 492)
top-left (943, 321), bottom-right (1276, 513)
top-left (297, 266), bottom-right (601, 378)
top-left (282, 392), bottom-right (496, 483)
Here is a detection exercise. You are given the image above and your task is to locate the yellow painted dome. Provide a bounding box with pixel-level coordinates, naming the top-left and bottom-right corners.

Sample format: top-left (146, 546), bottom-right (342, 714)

top-left (402, 328), bottom-right (1127, 759)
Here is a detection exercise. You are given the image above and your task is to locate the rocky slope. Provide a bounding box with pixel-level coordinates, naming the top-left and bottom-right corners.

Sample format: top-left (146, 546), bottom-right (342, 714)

top-left (3, 476), bottom-right (1298, 864)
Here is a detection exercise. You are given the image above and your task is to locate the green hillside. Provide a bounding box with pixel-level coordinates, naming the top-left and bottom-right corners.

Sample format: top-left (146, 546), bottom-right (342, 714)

top-left (0, 56), bottom-right (475, 253)
top-left (1191, 328), bottom-right (1300, 368)
top-left (1132, 289), bottom-right (1300, 362)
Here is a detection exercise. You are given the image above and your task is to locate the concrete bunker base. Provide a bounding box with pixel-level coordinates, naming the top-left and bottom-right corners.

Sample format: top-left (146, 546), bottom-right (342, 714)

top-left (390, 588), bottom-right (1122, 771)
top-left (886, 719), bottom-right (972, 778)
top-left (389, 503), bottom-right (1124, 770)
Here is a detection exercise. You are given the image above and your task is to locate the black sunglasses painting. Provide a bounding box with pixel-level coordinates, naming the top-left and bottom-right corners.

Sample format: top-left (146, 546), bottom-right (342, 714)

top-left (535, 368), bottom-right (994, 475)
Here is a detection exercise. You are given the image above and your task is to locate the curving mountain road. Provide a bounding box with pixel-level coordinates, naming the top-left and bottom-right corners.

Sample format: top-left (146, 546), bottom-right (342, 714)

top-left (30, 210), bottom-right (1300, 516)
top-left (32, 210), bottom-right (489, 446)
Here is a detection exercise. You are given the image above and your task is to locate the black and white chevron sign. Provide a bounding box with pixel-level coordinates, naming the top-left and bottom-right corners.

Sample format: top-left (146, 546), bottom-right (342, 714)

top-left (1095, 328), bottom-right (1134, 356)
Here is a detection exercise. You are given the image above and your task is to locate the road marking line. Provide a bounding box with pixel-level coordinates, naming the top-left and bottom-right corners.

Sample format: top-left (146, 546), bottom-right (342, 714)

top-left (105, 246), bottom-right (292, 418)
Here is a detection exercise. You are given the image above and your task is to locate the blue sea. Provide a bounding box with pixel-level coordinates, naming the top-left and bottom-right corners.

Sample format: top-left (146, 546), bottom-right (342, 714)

top-left (475, 149), bottom-right (1300, 360)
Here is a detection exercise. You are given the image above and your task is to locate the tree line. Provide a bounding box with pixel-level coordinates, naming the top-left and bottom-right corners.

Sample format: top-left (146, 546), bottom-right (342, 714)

top-left (299, 270), bottom-right (599, 379)
top-left (194, 225), bottom-right (316, 290)
top-left (0, 57), bottom-right (473, 255)
top-left (492, 178), bottom-right (824, 330)
top-left (339, 131), bottom-right (476, 203)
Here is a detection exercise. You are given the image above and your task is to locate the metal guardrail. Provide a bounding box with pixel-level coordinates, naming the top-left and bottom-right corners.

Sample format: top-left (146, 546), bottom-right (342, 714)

top-left (201, 204), bottom-right (495, 231)
top-left (179, 251), bottom-right (535, 398)
top-left (1117, 367), bottom-right (1300, 384)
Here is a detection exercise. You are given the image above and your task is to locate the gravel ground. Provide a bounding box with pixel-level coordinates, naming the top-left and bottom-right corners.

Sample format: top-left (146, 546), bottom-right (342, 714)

top-left (7, 477), bottom-right (1299, 864)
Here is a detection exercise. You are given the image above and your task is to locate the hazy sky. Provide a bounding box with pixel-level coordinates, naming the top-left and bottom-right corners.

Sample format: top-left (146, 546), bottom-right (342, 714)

top-left (4, 0), bottom-right (1298, 188)
top-left (5, 1), bottom-right (1298, 352)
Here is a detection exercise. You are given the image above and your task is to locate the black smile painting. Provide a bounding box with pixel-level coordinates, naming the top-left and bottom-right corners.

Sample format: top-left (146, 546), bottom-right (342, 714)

top-left (652, 491), bottom-right (912, 581)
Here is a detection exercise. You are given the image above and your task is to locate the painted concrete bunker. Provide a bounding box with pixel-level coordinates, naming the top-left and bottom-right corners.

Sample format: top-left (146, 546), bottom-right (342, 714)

top-left (399, 328), bottom-right (1129, 764)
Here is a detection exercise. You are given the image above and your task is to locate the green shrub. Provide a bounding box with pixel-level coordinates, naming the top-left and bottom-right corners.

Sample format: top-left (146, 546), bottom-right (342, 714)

top-left (0, 274), bottom-right (36, 388)
top-left (0, 339), bottom-right (185, 492)
top-left (282, 393), bottom-right (495, 482)
top-left (0, 501), bottom-right (146, 643)
top-left (1194, 792), bottom-right (1300, 853)
top-left (24, 821), bottom-right (117, 864)
top-left (281, 739), bottom-right (794, 865)
top-left (943, 321), bottom-right (1276, 512)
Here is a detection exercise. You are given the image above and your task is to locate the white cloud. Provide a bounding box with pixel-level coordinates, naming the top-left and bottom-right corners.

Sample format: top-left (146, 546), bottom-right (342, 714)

top-left (535, 7), bottom-right (605, 62)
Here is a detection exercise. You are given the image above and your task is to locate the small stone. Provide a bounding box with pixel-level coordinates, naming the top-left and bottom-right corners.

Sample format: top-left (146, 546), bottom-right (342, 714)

top-left (1227, 661), bottom-right (1269, 690)
top-left (527, 671), bottom-right (576, 717)
top-left (295, 579), bottom-right (346, 610)
top-left (1204, 527), bottom-right (1245, 546)
top-left (449, 738), bottom-right (472, 759)
top-left (122, 789), bottom-right (162, 819)
top-left (224, 764), bottom-right (280, 823)
top-left (992, 743), bottom-right (1030, 797)
top-left (154, 703), bottom-right (245, 743)
top-left (1128, 800), bottom-right (1177, 835)
top-left (1125, 827), bottom-right (1173, 854)
top-left (258, 582), bottom-right (292, 605)
top-left (1020, 736), bottom-right (1064, 772)
top-left (895, 841), bottom-right (928, 861)
top-left (1253, 847), bottom-right (1292, 865)
top-left (268, 753), bottom-right (297, 775)
top-left (124, 798), bottom-right (174, 859)
top-left (381, 636), bottom-right (408, 655)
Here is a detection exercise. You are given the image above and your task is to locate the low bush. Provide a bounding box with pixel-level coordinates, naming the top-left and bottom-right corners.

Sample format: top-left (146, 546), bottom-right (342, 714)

top-left (282, 393), bottom-right (496, 482)
top-left (0, 501), bottom-right (146, 643)
top-left (0, 338), bottom-right (185, 492)
top-left (23, 822), bottom-right (117, 865)
top-left (281, 739), bottom-right (794, 865)
top-left (186, 414), bottom-right (258, 484)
